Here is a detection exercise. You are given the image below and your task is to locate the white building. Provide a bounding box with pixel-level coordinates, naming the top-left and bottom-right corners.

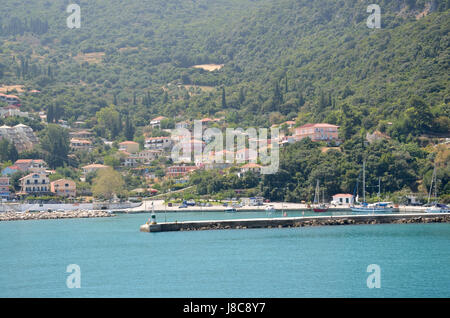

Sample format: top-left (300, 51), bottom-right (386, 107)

top-left (144, 136), bottom-right (172, 150)
top-left (150, 116), bottom-right (167, 129)
top-left (331, 194), bottom-right (354, 205)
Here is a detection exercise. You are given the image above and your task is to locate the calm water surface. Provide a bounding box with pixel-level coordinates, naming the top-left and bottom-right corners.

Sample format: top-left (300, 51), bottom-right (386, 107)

top-left (0, 211), bottom-right (449, 297)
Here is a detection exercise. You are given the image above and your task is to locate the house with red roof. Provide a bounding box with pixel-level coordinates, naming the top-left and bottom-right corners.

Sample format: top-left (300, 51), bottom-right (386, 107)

top-left (14, 159), bottom-right (48, 172)
top-left (0, 176), bottom-right (10, 199)
top-left (0, 93), bottom-right (21, 106)
top-left (1, 165), bottom-right (20, 176)
top-left (294, 123), bottom-right (340, 143)
top-left (165, 165), bottom-right (199, 178)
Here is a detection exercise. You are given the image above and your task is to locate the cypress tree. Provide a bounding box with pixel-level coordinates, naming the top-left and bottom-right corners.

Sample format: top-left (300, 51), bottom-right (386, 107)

top-left (124, 115), bottom-right (135, 140)
top-left (221, 87), bottom-right (227, 108)
top-left (273, 81), bottom-right (283, 106)
top-left (47, 104), bottom-right (54, 123)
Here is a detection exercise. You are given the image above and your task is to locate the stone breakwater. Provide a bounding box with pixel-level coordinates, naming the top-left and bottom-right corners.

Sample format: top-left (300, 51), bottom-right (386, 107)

top-left (0, 210), bottom-right (115, 221)
top-left (140, 213), bottom-right (450, 232)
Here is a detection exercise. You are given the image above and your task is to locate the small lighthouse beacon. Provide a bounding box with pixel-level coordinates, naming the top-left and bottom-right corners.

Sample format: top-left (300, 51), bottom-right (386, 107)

top-left (150, 201), bottom-right (157, 225)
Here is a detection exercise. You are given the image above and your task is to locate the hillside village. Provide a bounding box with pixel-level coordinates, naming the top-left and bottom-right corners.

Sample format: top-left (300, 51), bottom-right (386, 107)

top-left (1, 83), bottom-right (449, 207)
top-left (0, 0), bottom-right (448, 206)
top-left (1, 93), bottom-right (349, 203)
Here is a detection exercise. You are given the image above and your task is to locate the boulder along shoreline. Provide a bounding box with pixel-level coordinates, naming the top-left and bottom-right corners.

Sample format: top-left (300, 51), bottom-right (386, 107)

top-left (0, 210), bottom-right (115, 221)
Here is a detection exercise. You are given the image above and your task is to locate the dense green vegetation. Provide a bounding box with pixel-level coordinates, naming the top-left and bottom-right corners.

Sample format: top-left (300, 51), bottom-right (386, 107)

top-left (1, 0), bottom-right (448, 128)
top-left (0, 0), bottom-right (448, 202)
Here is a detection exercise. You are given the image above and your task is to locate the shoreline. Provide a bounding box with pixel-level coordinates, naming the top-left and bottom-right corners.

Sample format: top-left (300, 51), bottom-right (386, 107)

top-left (0, 210), bottom-right (115, 222)
top-left (119, 200), bottom-right (429, 213)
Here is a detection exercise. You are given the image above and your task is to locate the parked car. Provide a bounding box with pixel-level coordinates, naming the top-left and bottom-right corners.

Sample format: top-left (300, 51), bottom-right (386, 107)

top-left (184, 200), bottom-right (196, 206)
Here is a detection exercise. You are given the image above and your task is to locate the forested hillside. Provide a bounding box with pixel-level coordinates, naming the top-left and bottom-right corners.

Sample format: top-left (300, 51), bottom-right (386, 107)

top-left (0, 0), bottom-right (449, 202)
top-left (0, 0), bottom-right (448, 129)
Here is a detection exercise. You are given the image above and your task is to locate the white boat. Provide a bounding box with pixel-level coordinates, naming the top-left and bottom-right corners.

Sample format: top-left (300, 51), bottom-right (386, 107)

top-left (351, 202), bottom-right (394, 213)
top-left (225, 207), bottom-right (237, 213)
top-left (426, 204), bottom-right (450, 213)
top-left (265, 205), bottom-right (276, 212)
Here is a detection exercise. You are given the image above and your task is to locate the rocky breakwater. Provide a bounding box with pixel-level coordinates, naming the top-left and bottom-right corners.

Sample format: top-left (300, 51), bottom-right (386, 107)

top-left (0, 210), bottom-right (115, 221)
top-left (141, 213), bottom-right (450, 232)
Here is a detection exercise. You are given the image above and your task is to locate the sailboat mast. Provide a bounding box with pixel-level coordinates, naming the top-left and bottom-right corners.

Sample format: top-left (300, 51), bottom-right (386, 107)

top-left (314, 180), bottom-right (319, 204)
top-left (428, 163), bottom-right (436, 204)
top-left (378, 177), bottom-right (381, 198)
top-left (363, 160), bottom-right (366, 203)
top-left (434, 166), bottom-right (437, 202)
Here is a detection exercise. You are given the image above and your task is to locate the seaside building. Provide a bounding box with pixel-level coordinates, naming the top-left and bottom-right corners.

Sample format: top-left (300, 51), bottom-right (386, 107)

top-left (294, 123), bottom-right (340, 144)
top-left (331, 194), bottom-right (354, 205)
top-left (18, 172), bottom-right (50, 195)
top-left (50, 179), bottom-right (77, 197)
top-left (241, 197), bottom-right (264, 206)
top-left (0, 177), bottom-right (10, 199)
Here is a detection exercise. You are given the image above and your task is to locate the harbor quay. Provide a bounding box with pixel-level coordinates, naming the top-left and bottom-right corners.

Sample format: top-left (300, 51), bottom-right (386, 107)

top-left (140, 213), bottom-right (450, 233)
top-left (120, 200), bottom-right (430, 214)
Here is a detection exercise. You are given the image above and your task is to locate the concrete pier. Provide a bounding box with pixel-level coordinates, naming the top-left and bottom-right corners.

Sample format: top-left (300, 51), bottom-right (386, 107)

top-left (140, 212), bottom-right (450, 232)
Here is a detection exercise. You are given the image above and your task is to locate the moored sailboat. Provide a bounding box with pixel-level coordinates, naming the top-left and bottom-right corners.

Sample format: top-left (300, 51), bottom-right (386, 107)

top-left (426, 164), bottom-right (450, 213)
top-left (312, 180), bottom-right (329, 213)
top-left (351, 160), bottom-right (394, 213)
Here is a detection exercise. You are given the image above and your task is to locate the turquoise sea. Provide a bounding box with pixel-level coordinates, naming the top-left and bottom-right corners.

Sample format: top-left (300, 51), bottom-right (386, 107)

top-left (0, 211), bottom-right (449, 297)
